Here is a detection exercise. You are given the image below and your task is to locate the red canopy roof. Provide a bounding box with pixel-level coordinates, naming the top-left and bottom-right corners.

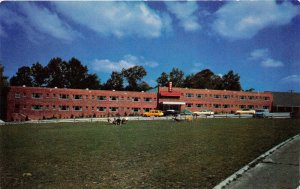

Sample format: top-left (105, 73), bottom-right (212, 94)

top-left (159, 91), bottom-right (181, 97)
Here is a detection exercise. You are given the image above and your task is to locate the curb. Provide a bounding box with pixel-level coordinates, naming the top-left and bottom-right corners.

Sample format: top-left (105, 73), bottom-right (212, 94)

top-left (213, 134), bottom-right (300, 189)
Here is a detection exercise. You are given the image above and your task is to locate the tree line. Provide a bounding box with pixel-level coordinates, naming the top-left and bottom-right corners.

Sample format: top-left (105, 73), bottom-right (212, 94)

top-left (6, 57), bottom-right (245, 91)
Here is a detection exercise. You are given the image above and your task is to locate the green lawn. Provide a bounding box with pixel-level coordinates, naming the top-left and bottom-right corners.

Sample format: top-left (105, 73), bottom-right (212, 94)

top-left (1, 119), bottom-right (299, 189)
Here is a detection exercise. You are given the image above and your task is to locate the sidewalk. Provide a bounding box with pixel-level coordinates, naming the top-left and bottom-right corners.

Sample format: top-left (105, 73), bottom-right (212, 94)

top-left (215, 134), bottom-right (300, 189)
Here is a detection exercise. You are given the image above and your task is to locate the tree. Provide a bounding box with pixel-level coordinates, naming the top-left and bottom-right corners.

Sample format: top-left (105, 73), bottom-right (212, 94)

top-left (31, 62), bottom-right (48, 87)
top-left (189, 69), bottom-right (216, 89)
top-left (0, 64), bottom-right (8, 87)
top-left (10, 66), bottom-right (33, 86)
top-left (46, 58), bottom-right (68, 88)
top-left (245, 88), bottom-right (255, 92)
top-left (156, 72), bottom-right (169, 87)
top-left (103, 71), bottom-right (124, 90)
top-left (0, 64), bottom-right (9, 120)
top-left (169, 68), bottom-right (185, 87)
top-left (137, 81), bottom-right (151, 91)
top-left (122, 66), bottom-right (147, 91)
top-left (83, 74), bottom-right (101, 90)
top-left (221, 70), bottom-right (242, 91)
top-left (183, 74), bottom-right (195, 88)
top-left (66, 58), bottom-right (90, 89)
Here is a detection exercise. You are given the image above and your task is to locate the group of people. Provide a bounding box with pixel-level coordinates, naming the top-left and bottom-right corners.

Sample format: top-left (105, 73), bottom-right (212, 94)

top-left (107, 117), bottom-right (128, 125)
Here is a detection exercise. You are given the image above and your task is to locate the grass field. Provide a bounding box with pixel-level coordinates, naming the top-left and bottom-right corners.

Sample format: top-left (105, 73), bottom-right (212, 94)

top-left (1, 119), bottom-right (299, 189)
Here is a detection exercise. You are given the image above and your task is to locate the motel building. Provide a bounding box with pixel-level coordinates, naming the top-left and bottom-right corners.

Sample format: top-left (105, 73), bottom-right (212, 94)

top-left (6, 83), bottom-right (273, 121)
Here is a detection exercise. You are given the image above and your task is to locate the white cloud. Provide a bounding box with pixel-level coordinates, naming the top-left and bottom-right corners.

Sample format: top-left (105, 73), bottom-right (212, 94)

top-left (250, 49), bottom-right (269, 60)
top-left (0, 3), bottom-right (78, 42)
top-left (281, 75), bottom-right (300, 84)
top-left (213, 1), bottom-right (299, 39)
top-left (249, 48), bottom-right (284, 68)
top-left (21, 3), bottom-right (77, 42)
top-left (53, 2), bottom-right (169, 38)
top-left (261, 58), bottom-right (284, 68)
top-left (92, 54), bottom-right (159, 73)
top-left (165, 1), bottom-right (200, 32)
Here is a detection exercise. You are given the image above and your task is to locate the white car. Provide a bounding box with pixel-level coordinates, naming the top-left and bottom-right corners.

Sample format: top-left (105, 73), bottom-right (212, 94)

top-left (235, 109), bottom-right (256, 115)
top-left (193, 110), bottom-right (214, 116)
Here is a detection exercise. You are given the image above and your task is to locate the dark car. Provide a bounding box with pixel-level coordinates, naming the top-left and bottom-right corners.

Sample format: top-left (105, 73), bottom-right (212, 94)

top-left (164, 110), bottom-right (180, 116)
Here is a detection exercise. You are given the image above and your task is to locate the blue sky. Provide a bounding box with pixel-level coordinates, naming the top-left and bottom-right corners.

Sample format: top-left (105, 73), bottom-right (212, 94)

top-left (0, 1), bottom-right (299, 92)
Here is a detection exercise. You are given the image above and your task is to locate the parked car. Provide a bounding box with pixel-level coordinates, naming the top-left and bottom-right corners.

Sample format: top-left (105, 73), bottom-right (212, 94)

top-left (235, 109), bottom-right (256, 114)
top-left (164, 110), bottom-right (180, 116)
top-left (143, 110), bottom-right (164, 117)
top-left (253, 109), bottom-right (270, 118)
top-left (193, 110), bottom-right (214, 116)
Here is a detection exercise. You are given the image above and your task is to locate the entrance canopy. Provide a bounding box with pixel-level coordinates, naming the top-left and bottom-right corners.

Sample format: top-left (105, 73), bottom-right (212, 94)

top-left (161, 101), bottom-right (185, 105)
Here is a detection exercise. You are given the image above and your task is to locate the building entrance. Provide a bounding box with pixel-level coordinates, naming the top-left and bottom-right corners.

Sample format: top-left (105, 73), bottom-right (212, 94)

top-left (162, 104), bottom-right (181, 111)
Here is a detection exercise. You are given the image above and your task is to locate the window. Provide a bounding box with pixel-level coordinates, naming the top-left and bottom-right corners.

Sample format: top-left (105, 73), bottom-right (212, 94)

top-left (223, 95), bottom-right (230, 99)
top-left (109, 107), bottom-right (118, 112)
top-left (86, 95), bottom-right (89, 99)
top-left (53, 105), bottom-right (56, 110)
top-left (143, 108), bottom-right (151, 112)
top-left (214, 95), bottom-right (221, 99)
top-left (46, 93), bottom-right (50, 98)
top-left (248, 96), bottom-right (255, 100)
top-left (120, 96), bottom-right (124, 101)
top-left (15, 93), bottom-right (21, 98)
top-left (144, 97), bottom-right (152, 102)
top-left (185, 93), bottom-right (194, 98)
top-left (97, 96), bottom-right (106, 101)
top-left (22, 93), bottom-right (26, 97)
top-left (73, 106), bottom-right (82, 111)
top-left (213, 104), bottom-right (221, 108)
top-left (32, 105), bottom-right (43, 110)
top-left (23, 105), bottom-right (27, 109)
top-left (263, 106), bottom-right (269, 109)
top-left (110, 96), bottom-right (118, 101)
top-left (45, 105), bottom-right (49, 110)
top-left (223, 104), bottom-right (230, 108)
top-left (132, 97), bottom-right (140, 102)
top-left (239, 96), bottom-right (246, 100)
top-left (32, 93), bottom-right (42, 99)
top-left (186, 103), bottom-right (193, 107)
top-left (92, 95), bottom-right (95, 99)
top-left (239, 105), bottom-right (246, 109)
top-left (53, 94), bottom-right (56, 98)
top-left (196, 94), bottom-right (205, 98)
top-left (97, 107), bottom-right (106, 112)
top-left (264, 97), bottom-right (270, 101)
top-left (59, 94), bottom-right (69, 99)
top-left (196, 104), bottom-right (204, 108)
top-left (132, 108), bottom-right (141, 113)
top-left (73, 95), bottom-right (82, 100)
top-left (248, 105), bottom-right (254, 109)
top-left (59, 105), bottom-right (69, 111)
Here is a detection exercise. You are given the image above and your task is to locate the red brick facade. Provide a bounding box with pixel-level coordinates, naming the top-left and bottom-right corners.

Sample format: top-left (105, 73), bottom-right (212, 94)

top-left (7, 86), bottom-right (157, 121)
top-left (7, 86), bottom-right (273, 121)
top-left (158, 87), bottom-right (273, 113)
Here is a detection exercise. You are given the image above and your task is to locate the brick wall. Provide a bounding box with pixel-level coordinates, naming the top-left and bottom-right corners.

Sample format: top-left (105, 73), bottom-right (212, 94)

top-left (158, 87), bottom-right (273, 113)
top-left (7, 86), bottom-right (157, 121)
top-left (6, 86), bottom-right (273, 121)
